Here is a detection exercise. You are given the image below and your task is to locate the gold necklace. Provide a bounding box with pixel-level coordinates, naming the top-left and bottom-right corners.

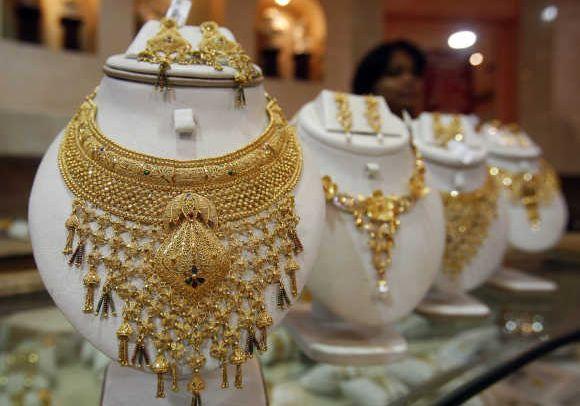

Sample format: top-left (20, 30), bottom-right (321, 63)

top-left (322, 141), bottom-right (428, 298)
top-left (138, 19), bottom-right (261, 107)
top-left (489, 160), bottom-right (559, 228)
top-left (432, 113), bottom-right (464, 147)
top-left (58, 92), bottom-right (303, 404)
top-left (441, 175), bottom-right (499, 279)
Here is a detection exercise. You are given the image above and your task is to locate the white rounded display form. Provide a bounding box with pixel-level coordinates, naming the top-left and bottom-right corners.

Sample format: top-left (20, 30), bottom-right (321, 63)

top-left (413, 113), bottom-right (509, 293)
top-left (480, 123), bottom-right (567, 253)
top-left (28, 21), bottom-right (324, 405)
top-left (296, 92), bottom-right (446, 328)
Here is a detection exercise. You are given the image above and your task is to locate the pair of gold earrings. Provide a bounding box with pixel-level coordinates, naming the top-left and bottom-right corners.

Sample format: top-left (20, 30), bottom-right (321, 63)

top-left (334, 93), bottom-right (383, 140)
top-left (138, 18), bottom-right (261, 107)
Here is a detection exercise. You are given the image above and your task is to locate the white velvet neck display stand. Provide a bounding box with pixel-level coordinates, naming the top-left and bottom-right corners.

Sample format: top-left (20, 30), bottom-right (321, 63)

top-left (413, 113), bottom-right (509, 318)
top-left (28, 21), bottom-right (324, 406)
top-left (480, 124), bottom-right (566, 293)
top-left (283, 92), bottom-right (446, 364)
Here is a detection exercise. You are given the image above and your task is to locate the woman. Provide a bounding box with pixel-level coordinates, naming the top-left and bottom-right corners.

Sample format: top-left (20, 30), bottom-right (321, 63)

top-left (353, 40), bottom-right (426, 118)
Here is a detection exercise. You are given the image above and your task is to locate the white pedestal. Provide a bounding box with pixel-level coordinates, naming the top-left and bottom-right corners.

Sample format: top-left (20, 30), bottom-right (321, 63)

top-left (101, 358), bottom-right (267, 406)
top-left (283, 302), bottom-right (407, 365)
top-left (415, 290), bottom-right (490, 319)
top-left (486, 267), bottom-right (557, 293)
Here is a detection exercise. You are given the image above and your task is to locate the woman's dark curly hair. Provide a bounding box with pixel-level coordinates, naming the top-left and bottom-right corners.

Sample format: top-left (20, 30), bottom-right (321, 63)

top-left (352, 40), bottom-right (427, 95)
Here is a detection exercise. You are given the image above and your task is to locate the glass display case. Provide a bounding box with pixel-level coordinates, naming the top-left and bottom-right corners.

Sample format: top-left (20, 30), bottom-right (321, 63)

top-left (0, 247), bottom-right (578, 405)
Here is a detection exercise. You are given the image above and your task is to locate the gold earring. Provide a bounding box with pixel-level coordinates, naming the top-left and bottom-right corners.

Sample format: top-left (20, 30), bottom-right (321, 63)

top-left (334, 93), bottom-right (353, 140)
top-left (364, 95), bottom-right (382, 138)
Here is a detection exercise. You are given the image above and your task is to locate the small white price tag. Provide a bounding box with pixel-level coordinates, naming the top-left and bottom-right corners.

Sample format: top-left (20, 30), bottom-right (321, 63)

top-left (165, 0), bottom-right (192, 27)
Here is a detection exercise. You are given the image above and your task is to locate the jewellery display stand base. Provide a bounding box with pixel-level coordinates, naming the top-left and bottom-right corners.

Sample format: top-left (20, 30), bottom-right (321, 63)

top-left (101, 358), bottom-right (267, 406)
top-left (283, 302), bottom-right (407, 365)
top-left (486, 267), bottom-right (557, 293)
top-left (415, 290), bottom-right (490, 319)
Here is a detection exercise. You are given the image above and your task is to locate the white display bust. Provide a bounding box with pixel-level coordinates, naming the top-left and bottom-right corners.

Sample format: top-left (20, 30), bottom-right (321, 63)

top-left (28, 20), bottom-right (324, 405)
top-left (295, 92), bottom-right (445, 330)
top-left (412, 113), bottom-right (509, 316)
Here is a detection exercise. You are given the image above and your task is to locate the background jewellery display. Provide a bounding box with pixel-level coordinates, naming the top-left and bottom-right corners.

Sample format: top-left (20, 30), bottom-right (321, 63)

top-left (489, 160), bottom-right (559, 229)
top-left (440, 175), bottom-right (499, 280)
top-left (58, 91), bottom-right (304, 404)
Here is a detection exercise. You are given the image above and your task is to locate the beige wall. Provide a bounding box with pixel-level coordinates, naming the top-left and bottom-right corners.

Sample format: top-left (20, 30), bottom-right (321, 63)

top-left (519, 0), bottom-right (580, 174)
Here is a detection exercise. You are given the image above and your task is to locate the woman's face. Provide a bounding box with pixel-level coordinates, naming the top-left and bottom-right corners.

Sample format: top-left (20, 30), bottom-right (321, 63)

top-left (374, 50), bottom-right (424, 117)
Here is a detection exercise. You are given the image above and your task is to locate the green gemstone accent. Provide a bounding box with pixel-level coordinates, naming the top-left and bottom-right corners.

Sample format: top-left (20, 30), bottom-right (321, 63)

top-left (143, 169), bottom-right (150, 175)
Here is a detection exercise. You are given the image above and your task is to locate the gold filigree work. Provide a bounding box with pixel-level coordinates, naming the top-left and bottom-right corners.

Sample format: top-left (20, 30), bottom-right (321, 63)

top-left (138, 19), bottom-right (261, 106)
top-left (58, 92), bottom-right (303, 404)
top-left (322, 141), bottom-right (428, 298)
top-left (489, 160), bottom-right (560, 228)
top-left (441, 175), bottom-right (499, 279)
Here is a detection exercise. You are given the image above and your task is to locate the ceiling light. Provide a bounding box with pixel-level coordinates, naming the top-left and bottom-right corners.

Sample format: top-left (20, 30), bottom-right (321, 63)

top-left (469, 52), bottom-right (484, 66)
top-left (447, 30), bottom-right (477, 50)
top-left (275, 0), bottom-right (291, 6)
top-left (540, 5), bottom-right (558, 22)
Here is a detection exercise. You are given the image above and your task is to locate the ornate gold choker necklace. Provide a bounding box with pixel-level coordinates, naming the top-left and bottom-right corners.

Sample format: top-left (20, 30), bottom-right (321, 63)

top-left (322, 141), bottom-right (428, 299)
top-left (58, 92), bottom-right (303, 404)
top-left (489, 160), bottom-right (559, 229)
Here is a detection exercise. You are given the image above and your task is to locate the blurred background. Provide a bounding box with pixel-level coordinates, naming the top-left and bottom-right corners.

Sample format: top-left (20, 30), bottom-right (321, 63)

top-left (0, 1), bottom-right (579, 404)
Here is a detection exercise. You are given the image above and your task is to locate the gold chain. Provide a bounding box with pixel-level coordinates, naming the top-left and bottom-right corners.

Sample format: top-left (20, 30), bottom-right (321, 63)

top-left (322, 141), bottom-right (428, 298)
top-left (334, 92), bottom-right (353, 135)
top-left (433, 113), bottom-right (464, 146)
top-left (58, 92), bottom-right (303, 403)
top-left (489, 160), bottom-right (559, 228)
top-left (441, 175), bottom-right (499, 279)
top-left (364, 95), bottom-right (382, 135)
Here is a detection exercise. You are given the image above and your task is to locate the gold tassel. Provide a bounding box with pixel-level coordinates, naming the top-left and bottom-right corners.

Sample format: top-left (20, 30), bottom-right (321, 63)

top-left (156, 61), bottom-right (170, 90)
top-left (82, 270), bottom-right (100, 313)
top-left (245, 328), bottom-right (259, 357)
top-left (116, 322), bottom-right (133, 366)
top-left (235, 85), bottom-right (246, 109)
top-left (230, 348), bottom-right (245, 389)
top-left (95, 283), bottom-right (116, 318)
top-left (171, 363), bottom-right (179, 392)
top-left (221, 362), bottom-right (229, 389)
top-left (132, 337), bottom-right (150, 368)
top-left (285, 259), bottom-right (300, 297)
top-left (63, 213), bottom-right (79, 254)
top-left (69, 239), bottom-right (85, 267)
top-left (151, 353), bottom-right (170, 398)
top-left (187, 372), bottom-right (205, 406)
top-left (256, 310), bottom-right (273, 352)
top-left (276, 280), bottom-right (291, 310)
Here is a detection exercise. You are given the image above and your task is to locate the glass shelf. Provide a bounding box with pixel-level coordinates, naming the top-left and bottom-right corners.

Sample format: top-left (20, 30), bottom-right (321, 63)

top-left (0, 251), bottom-right (578, 405)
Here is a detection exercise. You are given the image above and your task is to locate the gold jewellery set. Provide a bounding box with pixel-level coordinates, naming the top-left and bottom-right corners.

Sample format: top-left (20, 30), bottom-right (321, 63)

top-left (489, 160), bottom-right (559, 229)
top-left (137, 18), bottom-right (261, 107)
top-left (58, 91), bottom-right (303, 404)
top-left (431, 114), bottom-right (500, 279)
top-left (334, 92), bottom-right (384, 138)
